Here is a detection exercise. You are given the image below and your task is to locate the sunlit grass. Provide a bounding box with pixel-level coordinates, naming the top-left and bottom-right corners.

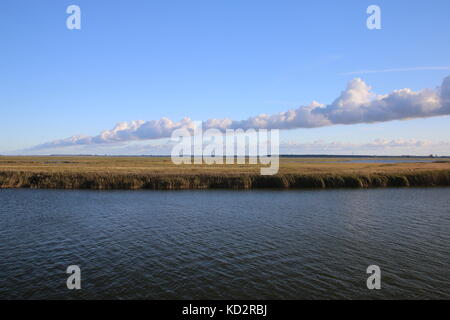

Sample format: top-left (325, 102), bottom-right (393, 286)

top-left (0, 156), bottom-right (449, 189)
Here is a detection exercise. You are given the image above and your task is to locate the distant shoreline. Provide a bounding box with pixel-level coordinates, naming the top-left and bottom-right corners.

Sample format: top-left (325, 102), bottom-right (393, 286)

top-left (2, 154), bottom-right (450, 159)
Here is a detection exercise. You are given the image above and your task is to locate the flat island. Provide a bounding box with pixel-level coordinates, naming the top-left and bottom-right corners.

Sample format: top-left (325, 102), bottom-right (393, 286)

top-left (0, 156), bottom-right (449, 190)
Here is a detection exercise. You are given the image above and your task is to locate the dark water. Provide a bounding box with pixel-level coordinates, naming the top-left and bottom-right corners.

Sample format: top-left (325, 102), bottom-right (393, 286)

top-left (0, 188), bottom-right (449, 299)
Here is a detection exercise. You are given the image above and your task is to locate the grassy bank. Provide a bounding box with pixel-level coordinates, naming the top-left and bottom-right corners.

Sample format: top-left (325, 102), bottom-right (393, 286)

top-left (0, 156), bottom-right (449, 190)
top-left (0, 170), bottom-right (449, 190)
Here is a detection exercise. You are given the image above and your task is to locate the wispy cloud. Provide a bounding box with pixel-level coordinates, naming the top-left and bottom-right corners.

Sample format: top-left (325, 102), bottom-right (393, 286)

top-left (27, 76), bottom-right (450, 151)
top-left (341, 66), bottom-right (450, 76)
top-left (281, 139), bottom-right (450, 156)
top-left (280, 139), bottom-right (450, 156)
top-left (16, 139), bottom-right (450, 156)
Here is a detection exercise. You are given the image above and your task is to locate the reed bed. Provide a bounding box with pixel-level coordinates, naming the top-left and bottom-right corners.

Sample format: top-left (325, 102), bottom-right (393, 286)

top-left (0, 155), bottom-right (449, 190)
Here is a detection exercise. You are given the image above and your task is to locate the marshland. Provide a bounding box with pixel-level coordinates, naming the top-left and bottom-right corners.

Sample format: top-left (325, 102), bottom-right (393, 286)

top-left (0, 156), bottom-right (449, 190)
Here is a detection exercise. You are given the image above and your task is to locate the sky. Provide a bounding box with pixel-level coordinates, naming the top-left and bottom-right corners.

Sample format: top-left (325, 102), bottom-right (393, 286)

top-left (1, 0), bottom-right (449, 155)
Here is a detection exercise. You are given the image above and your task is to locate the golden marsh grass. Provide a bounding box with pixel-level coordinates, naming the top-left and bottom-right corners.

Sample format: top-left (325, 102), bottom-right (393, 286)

top-left (0, 156), bottom-right (449, 189)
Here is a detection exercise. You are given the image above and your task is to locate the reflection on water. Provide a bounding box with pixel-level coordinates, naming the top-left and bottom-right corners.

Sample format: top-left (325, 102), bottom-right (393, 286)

top-left (0, 188), bottom-right (449, 299)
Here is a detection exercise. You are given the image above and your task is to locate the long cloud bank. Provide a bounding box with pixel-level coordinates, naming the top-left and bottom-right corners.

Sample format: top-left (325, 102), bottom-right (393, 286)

top-left (30, 76), bottom-right (450, 150)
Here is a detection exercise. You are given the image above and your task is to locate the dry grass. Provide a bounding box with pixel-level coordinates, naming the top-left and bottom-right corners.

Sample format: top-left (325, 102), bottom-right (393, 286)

top-left (0, 156), bottom-right (449, 189)
top-left (1, 156), bottom-right (449, 175)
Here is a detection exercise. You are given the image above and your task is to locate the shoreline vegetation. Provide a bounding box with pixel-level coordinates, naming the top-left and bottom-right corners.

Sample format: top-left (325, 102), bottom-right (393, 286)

top-left (1, 156), bottom-right (449, 190)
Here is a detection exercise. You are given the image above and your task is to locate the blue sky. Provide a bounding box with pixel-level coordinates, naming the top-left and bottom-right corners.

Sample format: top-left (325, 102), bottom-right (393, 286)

top-left (1, 0), bottom-right (449, 155)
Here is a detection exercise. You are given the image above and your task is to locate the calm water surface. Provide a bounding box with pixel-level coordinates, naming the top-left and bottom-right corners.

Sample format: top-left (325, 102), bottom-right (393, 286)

top-left (0, 188), bottom-right (449, 299)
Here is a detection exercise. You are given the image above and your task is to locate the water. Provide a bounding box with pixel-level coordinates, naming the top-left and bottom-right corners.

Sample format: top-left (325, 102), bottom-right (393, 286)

top-left (0, 188), bottom-right (449, 299)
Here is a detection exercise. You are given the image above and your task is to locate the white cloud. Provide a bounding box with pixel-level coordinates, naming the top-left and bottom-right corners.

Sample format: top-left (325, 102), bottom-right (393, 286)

top-left (17, 138), bottom-right (450, 156)
top-left (28, 76), bottom-right (450, 151)
top-left (280, 139), bottom-right (450, 156)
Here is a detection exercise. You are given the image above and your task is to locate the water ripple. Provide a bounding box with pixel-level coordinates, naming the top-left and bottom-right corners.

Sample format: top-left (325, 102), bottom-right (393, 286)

top-left (0, 188), bottom-right (449, 299)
